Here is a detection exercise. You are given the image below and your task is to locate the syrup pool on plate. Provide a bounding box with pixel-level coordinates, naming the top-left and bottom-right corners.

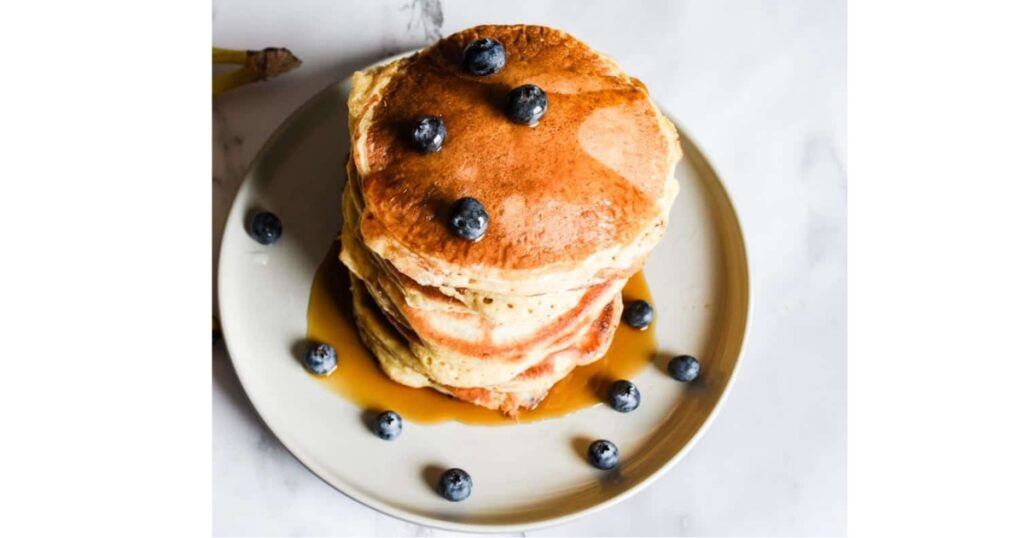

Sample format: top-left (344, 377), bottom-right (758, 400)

top-left (306, 242), bottom-right (658, 425)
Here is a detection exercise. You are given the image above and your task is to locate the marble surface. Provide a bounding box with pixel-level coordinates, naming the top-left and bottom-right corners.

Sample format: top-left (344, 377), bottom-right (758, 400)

top-left (213, 0), bottom-right (846, 535)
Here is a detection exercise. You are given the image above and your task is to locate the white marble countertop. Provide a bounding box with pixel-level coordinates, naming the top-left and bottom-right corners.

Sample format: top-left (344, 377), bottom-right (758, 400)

top-left (213, 0), bottom-right (846, 535)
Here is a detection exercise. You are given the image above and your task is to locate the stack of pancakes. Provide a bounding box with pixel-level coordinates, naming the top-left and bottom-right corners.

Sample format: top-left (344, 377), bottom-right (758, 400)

top-left (340, 25), bottom-right (682, 415)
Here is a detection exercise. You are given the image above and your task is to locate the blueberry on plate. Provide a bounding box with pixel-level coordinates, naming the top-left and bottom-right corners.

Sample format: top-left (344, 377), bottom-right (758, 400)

top-left (411, 116), bottom-right (446, 153)
top-left (463, 38), bottom-right (506, 76)
top-left (669, 355), bottom-right (701, 382)
top-left (622, 299), bottom-right (654, 330)
top-left (303, 342), bottom-right (337, 375)
top-left (608, 379), bottom-right (641, 413)
top-left (250, 211), bottom-right (282, 245)
top-left (449, 197), bottom-right (489, 241)
top-left (506, 84), bottom-right (548, 126)
top-left (374, 410), bottom-right (403, 440)
top-left (438, 468), bottom-right (472, 502)
top-left (587, 440), bottom-right (620, 470)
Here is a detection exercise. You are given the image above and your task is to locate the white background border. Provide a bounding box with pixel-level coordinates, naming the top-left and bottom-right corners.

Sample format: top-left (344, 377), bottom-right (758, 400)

top-left (2, 0), bottom-right (1024, 536)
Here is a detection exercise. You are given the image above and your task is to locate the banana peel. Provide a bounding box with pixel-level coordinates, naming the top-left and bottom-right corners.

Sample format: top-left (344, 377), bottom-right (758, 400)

top-left (213, 47), bottom-right (301, 96)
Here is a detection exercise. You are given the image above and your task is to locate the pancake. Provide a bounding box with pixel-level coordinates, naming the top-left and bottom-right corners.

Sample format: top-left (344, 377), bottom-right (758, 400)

top-left (349, 274), bottom-right (621, 414)
top-left (348, 24), bottom-right (681, 296)
top-left (339, 24), bottom-right (682, 415)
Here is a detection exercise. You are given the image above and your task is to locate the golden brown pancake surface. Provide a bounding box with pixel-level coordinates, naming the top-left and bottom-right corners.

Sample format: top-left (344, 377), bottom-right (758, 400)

top-left (355, 24), bottom-right (676, 270)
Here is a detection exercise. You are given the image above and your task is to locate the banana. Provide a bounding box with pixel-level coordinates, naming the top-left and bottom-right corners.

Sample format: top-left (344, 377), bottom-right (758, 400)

top-left (212, 47), bottom-right (249, 64)
top-left (213, 47), bottom-right (302, 96)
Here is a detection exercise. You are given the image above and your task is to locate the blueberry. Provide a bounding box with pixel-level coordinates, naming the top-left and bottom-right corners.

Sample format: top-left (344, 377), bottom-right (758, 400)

top-left (303, 342), bottom-right (337, 375)
top-left (608, 379), bottom-right (641, 413)
top-left (505, 84), bottom-right (548, 126)
top-left (449, 197), bottom-right (489, 241)
top-left (438, 468), bottom-right (472, 502)
top-left (669, 355), bottom-right (701, 382)
top-left (463, 38), bottom-right (506, 76)
top-left (374, 411), bottom-right (403, 440)
top-left (250, 212), bottom-right (282, 245)
top-left (411, 116), bottom-right (446, 153)
top-left (587, 440), bottom-right (620, 470)
top-left (622, 300), bottom-right (654, 330)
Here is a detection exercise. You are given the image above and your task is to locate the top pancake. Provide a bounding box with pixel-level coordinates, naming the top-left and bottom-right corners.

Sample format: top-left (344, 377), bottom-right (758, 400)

top-left (348, 25), bottom-right (681, 294)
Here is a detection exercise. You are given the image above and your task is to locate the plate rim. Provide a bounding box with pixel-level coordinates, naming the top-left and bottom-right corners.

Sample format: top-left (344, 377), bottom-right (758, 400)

top-left (217, 52), bottom-right (752, 533)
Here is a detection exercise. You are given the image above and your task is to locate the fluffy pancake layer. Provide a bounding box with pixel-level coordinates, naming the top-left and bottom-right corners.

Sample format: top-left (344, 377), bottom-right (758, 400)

top-left (340, 25), bottom-right (682, 414)
top-left (350, 273), bottom-right (621, 415)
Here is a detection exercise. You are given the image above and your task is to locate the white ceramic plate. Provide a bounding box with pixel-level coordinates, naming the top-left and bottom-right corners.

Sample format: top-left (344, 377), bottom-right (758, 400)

top-left (218, 54), bottom-right (750, 533)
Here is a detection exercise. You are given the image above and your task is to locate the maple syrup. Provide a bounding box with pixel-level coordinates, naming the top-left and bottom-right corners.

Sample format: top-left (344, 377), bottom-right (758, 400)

top-left (306, 242), bottom-right (657, 425)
